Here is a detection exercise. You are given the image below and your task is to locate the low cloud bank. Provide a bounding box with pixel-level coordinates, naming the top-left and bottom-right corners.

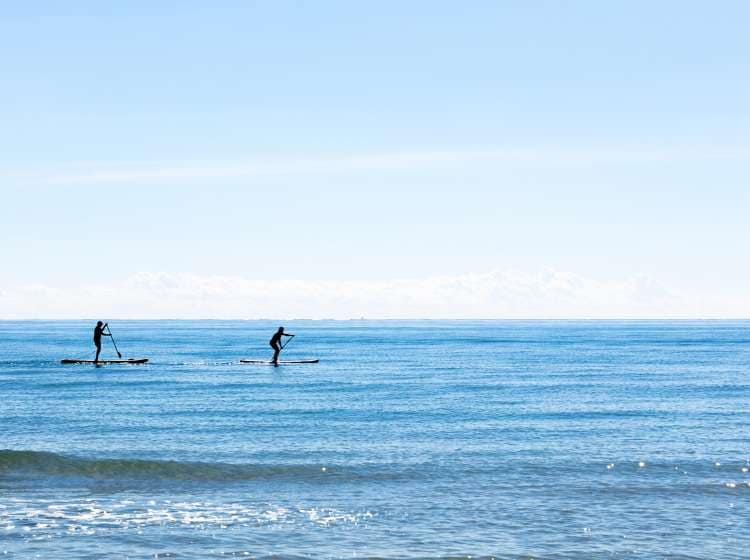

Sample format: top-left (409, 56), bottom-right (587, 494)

top-left (0, 269), bottom-right (743, 319)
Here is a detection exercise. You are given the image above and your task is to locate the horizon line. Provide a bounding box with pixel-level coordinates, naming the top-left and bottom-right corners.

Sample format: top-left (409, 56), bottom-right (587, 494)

top-left (2, 317), bottom-right (749, 322)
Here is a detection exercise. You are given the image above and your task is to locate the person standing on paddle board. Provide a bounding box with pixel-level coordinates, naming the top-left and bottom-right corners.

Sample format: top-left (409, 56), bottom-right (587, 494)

top-left (269, 327), bottom-right (294, 366)
top-left (93, 321), bottom-right (111, 363)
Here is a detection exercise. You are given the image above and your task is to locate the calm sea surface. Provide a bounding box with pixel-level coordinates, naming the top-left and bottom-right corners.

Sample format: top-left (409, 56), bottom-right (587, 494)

top-left (1, 320), bottom-right (749, 559)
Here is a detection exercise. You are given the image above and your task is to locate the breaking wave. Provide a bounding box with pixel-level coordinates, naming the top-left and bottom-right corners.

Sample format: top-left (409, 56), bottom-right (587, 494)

top-left (0, 449), bottom-right (413, 482)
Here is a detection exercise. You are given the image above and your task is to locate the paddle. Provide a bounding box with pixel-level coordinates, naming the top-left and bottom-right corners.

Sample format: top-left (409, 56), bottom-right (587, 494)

top-left (281, 334), bottom-right (295, 349)
top-left (105, 324), bottom-right (122, 358)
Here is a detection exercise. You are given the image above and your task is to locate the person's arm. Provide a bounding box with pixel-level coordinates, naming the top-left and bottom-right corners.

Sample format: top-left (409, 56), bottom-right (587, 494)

top-left (283, 333), bottom-right (294, 337)
top-left (102, 323), bottom-right (112, 336)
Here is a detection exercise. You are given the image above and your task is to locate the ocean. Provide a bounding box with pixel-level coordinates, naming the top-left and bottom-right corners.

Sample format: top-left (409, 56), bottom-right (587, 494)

top-left (1, 320), bottom-right (749, 559)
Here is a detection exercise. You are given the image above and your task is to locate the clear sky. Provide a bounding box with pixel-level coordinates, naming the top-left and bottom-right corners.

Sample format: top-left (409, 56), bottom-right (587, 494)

top-left (1, 1), bottom-right (749, 318)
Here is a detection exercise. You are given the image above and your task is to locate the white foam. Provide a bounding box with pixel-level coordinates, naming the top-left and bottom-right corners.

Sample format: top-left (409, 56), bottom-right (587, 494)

top-left (0, 498), bottom-right (374, 542)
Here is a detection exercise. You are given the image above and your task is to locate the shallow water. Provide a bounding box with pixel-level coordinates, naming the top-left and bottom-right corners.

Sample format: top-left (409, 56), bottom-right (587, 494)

top-left (1, 320), bottom-right (749, 558)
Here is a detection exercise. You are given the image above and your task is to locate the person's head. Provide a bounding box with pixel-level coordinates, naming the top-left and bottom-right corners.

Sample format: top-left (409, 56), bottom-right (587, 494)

top-left (96, 321), bottom-right (103, 327)
top-left (278, 326), bottom-right (284, 333)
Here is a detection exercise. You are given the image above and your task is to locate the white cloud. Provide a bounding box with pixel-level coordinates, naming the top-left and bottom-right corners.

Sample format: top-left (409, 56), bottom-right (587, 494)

top-left (0, 269), bottom-right (744, 319)
top-left (3, 144), bottom-right (747, 186)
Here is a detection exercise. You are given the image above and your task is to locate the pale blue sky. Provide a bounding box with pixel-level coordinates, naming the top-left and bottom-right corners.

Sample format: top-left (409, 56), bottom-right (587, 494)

top-left (1, 1), bottom-right (749, 317)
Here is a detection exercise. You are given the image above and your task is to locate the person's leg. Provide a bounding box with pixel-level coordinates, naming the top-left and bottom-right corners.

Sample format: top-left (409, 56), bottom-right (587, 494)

top-left (271, 344), bottom-right (280, 365)
top-left (95, 344), bottom-right (101, 363)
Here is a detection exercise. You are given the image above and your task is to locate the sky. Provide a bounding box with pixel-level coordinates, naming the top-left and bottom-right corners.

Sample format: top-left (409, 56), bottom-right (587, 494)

top-left (1, 1), bottom-right (749, 318)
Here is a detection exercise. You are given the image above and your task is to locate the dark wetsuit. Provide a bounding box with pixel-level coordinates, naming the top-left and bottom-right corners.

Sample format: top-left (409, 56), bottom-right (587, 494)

top-left (269, 332), bottom-right (282, 363)
top-left (94, 325), bottom-right (105, 349)
top-left (269, 332), bottom-right (283, 348)
top-left (269, 330), bottom-right (292, 365)
top-left (93, 324), bottom-right (109, 362)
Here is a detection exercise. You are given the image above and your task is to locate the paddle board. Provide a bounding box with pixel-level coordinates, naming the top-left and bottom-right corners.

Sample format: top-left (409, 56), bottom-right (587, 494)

top-left (61, 358), bottom-right (149, 364)
top-left (240, 359), bottom-right (319, 364)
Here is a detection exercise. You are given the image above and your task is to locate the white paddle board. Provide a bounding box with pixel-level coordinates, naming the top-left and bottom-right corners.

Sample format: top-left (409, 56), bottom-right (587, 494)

top-left (240, 359), bottom-right (319, 365)
top-left (61, 358), bottom-right (149, 364)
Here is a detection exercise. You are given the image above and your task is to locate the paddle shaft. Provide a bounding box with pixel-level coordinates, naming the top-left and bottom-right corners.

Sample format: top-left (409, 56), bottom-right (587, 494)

top-left (281, 334), bottom-right (295, 349)
top-left (106, 325), bottom-right (122, 358)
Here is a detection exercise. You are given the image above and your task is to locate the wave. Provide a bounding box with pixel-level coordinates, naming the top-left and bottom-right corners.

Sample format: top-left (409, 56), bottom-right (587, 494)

top-left (0, 449), bottom-right (417, 482)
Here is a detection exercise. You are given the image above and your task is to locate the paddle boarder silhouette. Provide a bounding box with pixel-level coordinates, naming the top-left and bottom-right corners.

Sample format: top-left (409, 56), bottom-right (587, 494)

top-left (93, 321), bottom-right (111, 363)
top-left (269, 327), bottom-right (294, 366)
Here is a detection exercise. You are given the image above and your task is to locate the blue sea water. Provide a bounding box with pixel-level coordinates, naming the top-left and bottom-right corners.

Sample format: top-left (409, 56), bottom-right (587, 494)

top-left (1, 320), bottom-right (750, 559)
